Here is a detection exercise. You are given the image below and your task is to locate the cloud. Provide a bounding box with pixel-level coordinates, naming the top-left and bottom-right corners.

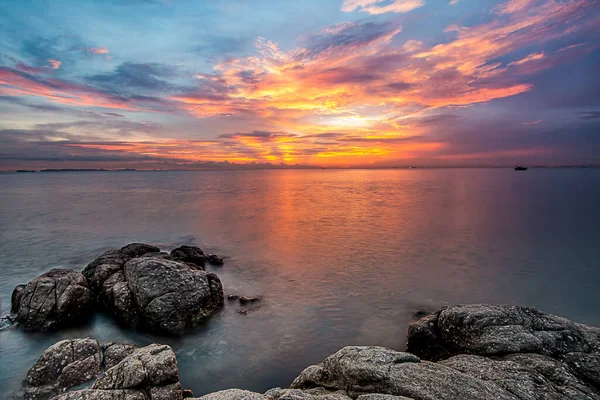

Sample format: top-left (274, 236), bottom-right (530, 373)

top-left (577, 111), bottom-right (600, 120)
top-left (47, 59), bottom-right (62, 69)
top-left (85, 47), bottom-right (109, 54)
top-left (341, 0), bottom-right (425, 15)
top-left (86, 62), bottom-right (182, 96)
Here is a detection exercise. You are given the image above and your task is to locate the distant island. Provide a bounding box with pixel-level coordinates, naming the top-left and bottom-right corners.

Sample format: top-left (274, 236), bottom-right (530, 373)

top-left (40, 169), bottom-right (110, 172)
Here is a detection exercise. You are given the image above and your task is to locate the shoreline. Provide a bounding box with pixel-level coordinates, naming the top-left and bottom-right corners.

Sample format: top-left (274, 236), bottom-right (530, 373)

top-left (8, 303), bottom-right (600, 400)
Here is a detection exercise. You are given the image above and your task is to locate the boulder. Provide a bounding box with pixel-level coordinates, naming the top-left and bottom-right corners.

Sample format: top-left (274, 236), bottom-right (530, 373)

top-left (15, 269), bottom-right (93, 331)
top-left (266, 387), bottom-right (352, 400)
top-left (195, 389), bottom-right (265, 400)
top-left (114, 257), bottom-right (223, 335)
top-left (50, 344), bottom-right (183, 400)
top-left (101, 342), bottom-right (138, 370)
top-left (82, 243), bottom-right (224, 335)
top-left (11, 284), bottom-right (26, 313)
top-left (406, 304), bottom-right (600, 360)
top-left (291, 346), bottom-right (517, 400)
top-left (170, 246), bottom-right (205, 268)
top-left (23, 338), bottom-right (102, 399)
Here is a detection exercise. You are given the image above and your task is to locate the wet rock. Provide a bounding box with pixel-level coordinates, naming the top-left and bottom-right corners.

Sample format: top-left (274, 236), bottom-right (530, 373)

top-left (239, 297), bottom-right (260, 304)
top-left (114, 257), bottom-right (223, 335)
top-left (15, 269), bottom-right (93, 331)
top-left (407, 304), bottom-right (600, 361)
top-left (195, 389), bottom-right (265, 400)
top-left (440, 353), bottom-right (600, 400)
top-left (101, 342), bottom-right (138, 370)
top-left (237, 307), bottom-right (260, 315)
top-left (291, 346), bottom-right (517, 400)
top-left (55, 344), bottom-right (184, 400)
top-left (119, 243), bottom-right (160, 261)
top-left (81, 243), bottom-right (224, 335)
top-left (266, 387), bottom-right (351, 400)
top-left (11, 284), bottom-right (26, 313)
top-left (170, 245), bottom-right (205, 267)
top-left (23, 338), bottom-right (101, 399)
top-left (227, 295), bottom-right (239, 301)
top-left (206, 254), bottom-right (224, 266)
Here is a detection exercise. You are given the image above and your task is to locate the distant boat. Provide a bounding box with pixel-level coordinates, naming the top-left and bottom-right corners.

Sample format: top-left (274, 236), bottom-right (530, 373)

top-left (514, 166), bottom-right (528, 171)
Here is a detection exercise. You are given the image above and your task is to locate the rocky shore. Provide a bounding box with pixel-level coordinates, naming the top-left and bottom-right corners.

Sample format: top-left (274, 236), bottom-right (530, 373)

top-left (12, 304), bottom-right (600, 400)
top-left (10, 243), bottom-right (226, 335)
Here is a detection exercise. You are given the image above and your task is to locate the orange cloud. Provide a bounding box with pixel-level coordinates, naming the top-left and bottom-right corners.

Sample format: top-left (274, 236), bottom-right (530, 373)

top-left (87, 47), bottom-right (109, 54)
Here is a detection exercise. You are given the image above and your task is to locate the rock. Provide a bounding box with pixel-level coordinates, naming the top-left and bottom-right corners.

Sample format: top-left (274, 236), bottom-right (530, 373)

top-left (356, 395), bottom-right (414, 400)
top-left (291, 346), bottom-right (517, 399)
top-left (120, 243), bottom-right (160, 261)
top-left (23, 338), bottom-right (101, 399)
top-left (239, 297), bottom-right (260, 304)
top-left (11, 284), bottom-right (26, 313)
top-left (15, 269), bottom-right (93, 331)
top-left (407, 304), bottom-right (600, 361)
top-left (206, 254), bottom-right (224, 266)
top-left (170, 246), bottom-right (205, 267)
top-left (195, 389), bottom-right (265, 400)
top-left (237, 307), bottom-right (260, 315)
top-left (114, 257), bottom-right (223, 335)
top-left (227, 295), bottom-right (239, 301)
top-left (52, 344), bottom-right (183, 400)
top-left (440, 353), bottom-right (600, 400)
top-left (82, 243), bottom-right (224, 335)
top-left (266, 387), bottom-right (352, 400)
top-left (101, 342), bottom-right (138, 370)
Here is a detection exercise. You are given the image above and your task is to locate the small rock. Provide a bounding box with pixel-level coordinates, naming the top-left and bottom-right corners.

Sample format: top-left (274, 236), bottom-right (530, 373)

top-left (207, 254), bottom-right (224, 265)
top-left (227, 294), bottom-right (240, 301)
top-left (239, 296), bottom-right (260, 304)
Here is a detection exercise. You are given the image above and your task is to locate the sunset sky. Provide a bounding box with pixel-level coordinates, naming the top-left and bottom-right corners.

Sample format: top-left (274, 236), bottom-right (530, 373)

top-left (0, 0), bottom-right (599, 169)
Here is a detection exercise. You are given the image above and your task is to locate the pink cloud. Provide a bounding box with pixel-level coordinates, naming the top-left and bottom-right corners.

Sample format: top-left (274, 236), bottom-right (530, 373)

top-left (47, 59), bottom-right (62, 69)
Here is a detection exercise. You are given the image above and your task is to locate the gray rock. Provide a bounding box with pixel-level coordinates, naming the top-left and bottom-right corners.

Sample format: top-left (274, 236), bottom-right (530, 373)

top-left (15, 269), bottom-right (93, 331)
top-left (206, 254), bottom-right (224, 266)
top-left (120, 243), bottom-right (160, 261)
top-left (101, 343), bottom-right (138, 370)
top-left (407, 304), bottom-right (599, 360)
top-left (115, 257), bottom-right (223, 335)
top-left (170, 246), bottom-right (205, 268)
top-left (194, 389), bottom-right (265, 400)
top-left (11, 284), bottom-right (26, 313)
top-left (82, 243), bottom-right (224, 335)
top-left (52, 389), bottom-right (148, 400)
top-left (291, 346), bottom-right (517, 400)
top-left (24, 338), bottom-right (101, 399)
top-left (94, 344), bottom-right (179, 390)
top-left (266, 387), bottom-right (351, 400)
top-left (440, 353), bottom-right (600, 400)
top-left (357, 395), bottom-right (415, 400)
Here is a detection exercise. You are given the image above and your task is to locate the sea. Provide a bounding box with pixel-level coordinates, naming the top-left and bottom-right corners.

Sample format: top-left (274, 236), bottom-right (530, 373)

top-left (1, 168), bottom-right (599, 396)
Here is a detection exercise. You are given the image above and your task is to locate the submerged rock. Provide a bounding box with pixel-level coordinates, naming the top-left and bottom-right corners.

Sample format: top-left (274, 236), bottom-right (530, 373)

top-left (206, 254), bottom-right (224, 266)
top-left (14, 269), bottom-right (93, 331)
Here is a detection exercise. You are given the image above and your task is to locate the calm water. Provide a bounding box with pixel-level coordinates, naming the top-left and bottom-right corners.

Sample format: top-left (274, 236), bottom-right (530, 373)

top-left (1, 169), bottom-right (599, 396)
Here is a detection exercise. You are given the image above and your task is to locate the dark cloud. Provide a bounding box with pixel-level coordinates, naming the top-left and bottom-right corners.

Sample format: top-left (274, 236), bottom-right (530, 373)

top-left (577, 111), bottom-right (600, 120)
top-left (218, 130), bottom-right (298, 140)
top-left (86, 62), bottom-right (184, 96)
top-left (299, 20), bottom-right (400, 60)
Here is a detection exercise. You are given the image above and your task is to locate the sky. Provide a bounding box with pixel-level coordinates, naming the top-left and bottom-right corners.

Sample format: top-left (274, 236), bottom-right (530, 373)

top-left (0, 0), bottom-right (599, 170)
